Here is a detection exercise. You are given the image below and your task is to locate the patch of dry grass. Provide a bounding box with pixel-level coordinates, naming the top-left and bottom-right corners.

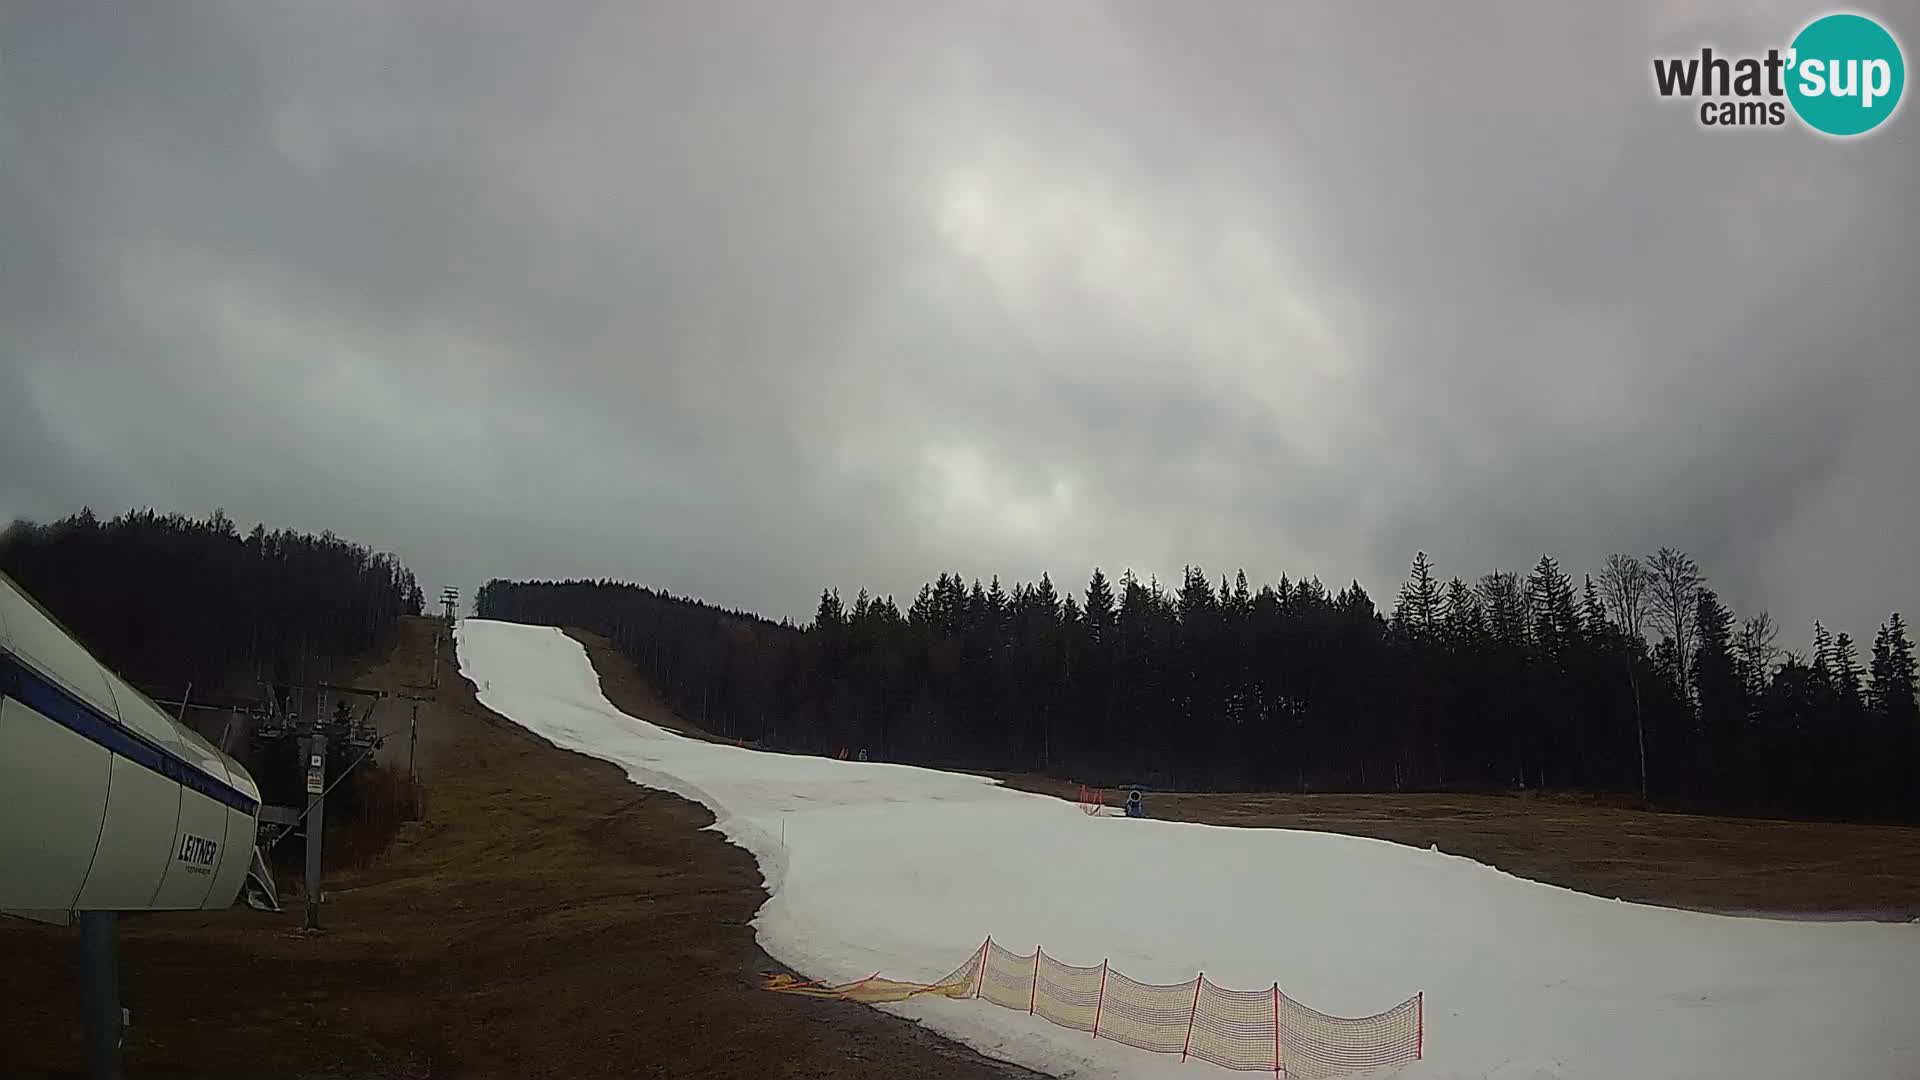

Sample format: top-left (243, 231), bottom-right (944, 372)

top-left (996, 775), bottom-right (1920, 917)
top-left (2, 618), bottom-right (1035, 1080)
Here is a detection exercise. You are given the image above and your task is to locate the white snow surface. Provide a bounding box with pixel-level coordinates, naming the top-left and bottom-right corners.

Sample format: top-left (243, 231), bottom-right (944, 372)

top-left (457, 619), bottom-right (1920, 1080)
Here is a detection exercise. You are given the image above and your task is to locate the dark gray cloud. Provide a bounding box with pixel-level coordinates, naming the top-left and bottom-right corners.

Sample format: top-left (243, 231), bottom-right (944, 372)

top-left (2, 1), bottom-right (1915, 645)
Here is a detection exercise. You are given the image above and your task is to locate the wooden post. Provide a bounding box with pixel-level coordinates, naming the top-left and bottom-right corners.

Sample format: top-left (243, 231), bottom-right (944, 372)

top-left (1091, 960), bottom-right (1108, 1038)
top-left (1272, 983), bottom-right (1282, 1078)
top-left (1028, 949), bottom-right (1040, 1014)
top-left (974, 937), bottom-right (991, 999)
top-left (1181, 976), bottom-right (1202, 1061)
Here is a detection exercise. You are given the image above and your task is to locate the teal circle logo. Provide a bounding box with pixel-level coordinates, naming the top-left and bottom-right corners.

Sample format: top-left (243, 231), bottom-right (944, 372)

top-left (1786, 13), bottom-right (1905, 136)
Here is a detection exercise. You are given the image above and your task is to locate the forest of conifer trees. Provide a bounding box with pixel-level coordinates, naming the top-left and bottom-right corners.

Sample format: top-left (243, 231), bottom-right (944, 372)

top-left (478, 551), bottom-right (1918, 823)
top-left (1, 507), bottom-right (423, 699)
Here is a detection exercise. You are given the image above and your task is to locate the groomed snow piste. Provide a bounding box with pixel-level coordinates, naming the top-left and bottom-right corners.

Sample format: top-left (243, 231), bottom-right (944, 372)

top-left (457, 619), bottom-right (1920, 1080)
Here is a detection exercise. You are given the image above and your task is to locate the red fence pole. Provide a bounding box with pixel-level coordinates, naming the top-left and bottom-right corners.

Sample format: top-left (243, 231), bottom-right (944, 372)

top-left (1181, 976), bottom-right (1203, 1062)
top-left (1272, 983), bottom-right (1282, 1078)
top-left (1029, 949), bottom-right (1041, 1014)
top-left (1417, 991), bottom-right (1424, 1059)
top-left (1091, 960), bottom-right (1108, 1039)
top-left (975, 937), bottom-right (991, 999)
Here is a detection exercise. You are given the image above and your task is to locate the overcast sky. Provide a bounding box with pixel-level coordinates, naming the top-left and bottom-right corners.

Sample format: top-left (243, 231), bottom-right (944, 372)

top-left (2, 2), bottom-right (1914, 646)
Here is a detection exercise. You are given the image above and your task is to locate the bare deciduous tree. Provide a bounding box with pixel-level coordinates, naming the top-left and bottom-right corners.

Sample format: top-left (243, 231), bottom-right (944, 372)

top-left (1647, 547), bottom-right (1704, 699)
top-left (1599, 554), bottom-right (1651, 642)
top-left (1599, 553), bottom-right (1655, 798)
top-left (1737, 612), bottom-right (1780, 697)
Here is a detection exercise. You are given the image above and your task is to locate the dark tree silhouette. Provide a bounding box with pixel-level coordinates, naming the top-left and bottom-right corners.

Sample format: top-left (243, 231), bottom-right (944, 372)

top-left (475, 550), bottom-right (1920, 823)
top-left (1, 507), bottom-right (421, 699)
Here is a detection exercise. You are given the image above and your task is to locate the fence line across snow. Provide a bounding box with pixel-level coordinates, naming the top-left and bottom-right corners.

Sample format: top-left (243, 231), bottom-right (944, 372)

top-left (766, 936), bottom-right (1423, 1079)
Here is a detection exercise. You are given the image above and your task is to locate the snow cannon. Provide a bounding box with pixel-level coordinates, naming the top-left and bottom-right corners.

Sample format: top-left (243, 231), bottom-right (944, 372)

top-left (0, 571), bottom-right (269, 924)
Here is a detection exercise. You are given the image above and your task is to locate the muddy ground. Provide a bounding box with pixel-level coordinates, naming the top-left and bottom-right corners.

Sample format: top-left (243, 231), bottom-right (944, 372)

top-left (1, 617), bottom-right (1034, 1080)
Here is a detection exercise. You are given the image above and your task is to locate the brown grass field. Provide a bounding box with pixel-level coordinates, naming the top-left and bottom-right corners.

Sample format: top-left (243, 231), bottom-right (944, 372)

top-left (0, 618), bottom-right (1033, 1080)
top-left (994, 776), bottom-right (1920, 919)
top-left (6, 619), bottom-right (1917, 1078)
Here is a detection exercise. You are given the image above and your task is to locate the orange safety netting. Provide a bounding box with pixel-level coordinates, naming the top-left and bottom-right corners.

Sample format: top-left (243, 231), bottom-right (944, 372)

top-left (762, 950), bottom-right (980, 1004)
top-left (767, 937), bottom-right (1423, 1078)
top-left (1077, 784), bottom-right (1107, 815)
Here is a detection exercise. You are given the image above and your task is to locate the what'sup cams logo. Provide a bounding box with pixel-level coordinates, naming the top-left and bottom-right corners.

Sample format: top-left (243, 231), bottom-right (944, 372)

top-left (1653, 12), bottom-right (1905, 135)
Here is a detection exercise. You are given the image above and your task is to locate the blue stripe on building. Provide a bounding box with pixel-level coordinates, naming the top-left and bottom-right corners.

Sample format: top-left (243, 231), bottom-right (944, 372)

top-left (0, 650), bottom-right (259, 816)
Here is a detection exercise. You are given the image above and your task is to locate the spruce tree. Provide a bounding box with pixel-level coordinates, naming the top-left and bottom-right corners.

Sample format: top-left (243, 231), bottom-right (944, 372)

top-left (1084, 568), bottom-right (1115, 640)
top-left (1831, 633), bottom-right (1864, 707)
top-left (1692, 589), bottom-right (1744, 800)
top-left (1441, 576), bottom-right (1479, 643)
top-left (1869, 623), bottom-right (1895, 717)
top-left (814, 587), bottom-right (846, 629)
top-left (1865, 615), bottom-right (1917, 722)
top-left (1394, 551), bottom-right (1442, 636)
top-left (1580, 575), bottom-right (1606, 639)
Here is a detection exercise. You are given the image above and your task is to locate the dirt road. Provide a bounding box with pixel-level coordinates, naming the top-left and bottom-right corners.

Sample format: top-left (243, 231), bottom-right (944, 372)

top-left (2, 617), bottom-right (1034, 1079)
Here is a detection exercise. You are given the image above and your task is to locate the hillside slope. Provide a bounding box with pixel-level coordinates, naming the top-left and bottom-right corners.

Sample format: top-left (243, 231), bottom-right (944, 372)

top-left (462, 617), bottom-right (1920, 1080)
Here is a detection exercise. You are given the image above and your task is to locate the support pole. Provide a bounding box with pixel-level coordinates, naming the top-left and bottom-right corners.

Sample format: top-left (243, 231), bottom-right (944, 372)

top-left (1272, 983), bottom-right (1282, 1079)
top-left (1091, 960), bottom-right (1108, 1039)
top-left (78, 911), bottom-right (123, 1080)
top-left (1416, 991), bottom-right (1424, 1060)
top-left (974, 937), bottom-right (991, 999)
top-left (304, 730), bottom-right (328, 931)
top-left (1181, 976), bottom-right (1202, 1061)
top-left (408, 701), bottom-right (421, 818)
top-left (1028, 949), bottom-right (1040, 1014)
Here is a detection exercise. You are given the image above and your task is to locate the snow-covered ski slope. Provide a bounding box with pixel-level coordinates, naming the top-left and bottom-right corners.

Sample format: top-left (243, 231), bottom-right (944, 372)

top-left (457, 619), bottom-right (1920, 1080)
